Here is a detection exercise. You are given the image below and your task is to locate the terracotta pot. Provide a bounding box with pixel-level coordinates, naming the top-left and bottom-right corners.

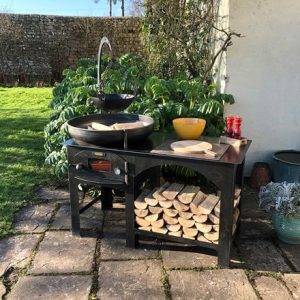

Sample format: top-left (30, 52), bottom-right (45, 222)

top-left (249, 162), bottom-right (271, 189)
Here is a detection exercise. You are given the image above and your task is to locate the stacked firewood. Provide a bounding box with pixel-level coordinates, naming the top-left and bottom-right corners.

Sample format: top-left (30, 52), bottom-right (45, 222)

top-left (134, 182), bottom-right (241, 244)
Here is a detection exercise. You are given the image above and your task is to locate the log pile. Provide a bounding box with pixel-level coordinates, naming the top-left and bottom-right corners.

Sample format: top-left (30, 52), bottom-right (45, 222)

top-left (134, 183), bottom-right (241, 244)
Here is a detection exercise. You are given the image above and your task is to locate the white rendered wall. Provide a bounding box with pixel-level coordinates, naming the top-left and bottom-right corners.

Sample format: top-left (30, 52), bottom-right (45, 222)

top-left (226, 0), bottom-right (300, 175)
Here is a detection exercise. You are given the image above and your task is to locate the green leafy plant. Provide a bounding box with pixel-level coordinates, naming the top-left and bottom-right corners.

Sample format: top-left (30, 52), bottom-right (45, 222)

top-left (259, 182), bottom-right (300, 217)
top-left (44, 58), bottom-right (98, 178)
top-left (127, 76), bottom-right (234, 135)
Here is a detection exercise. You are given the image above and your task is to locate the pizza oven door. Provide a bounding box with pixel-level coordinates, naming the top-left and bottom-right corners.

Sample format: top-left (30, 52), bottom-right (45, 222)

top-left (68, 149), bottom-right (128, 186)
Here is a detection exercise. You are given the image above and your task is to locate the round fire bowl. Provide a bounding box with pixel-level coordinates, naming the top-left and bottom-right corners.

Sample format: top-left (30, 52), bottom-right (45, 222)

top-left (67, 113), bottom-right (154, 146)
top-left (90, 94), bottom-right (135, 112)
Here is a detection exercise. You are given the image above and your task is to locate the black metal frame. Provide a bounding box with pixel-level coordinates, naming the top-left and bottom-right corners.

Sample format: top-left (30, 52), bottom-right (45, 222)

top-left (65, 132), bottom-right (250, 267)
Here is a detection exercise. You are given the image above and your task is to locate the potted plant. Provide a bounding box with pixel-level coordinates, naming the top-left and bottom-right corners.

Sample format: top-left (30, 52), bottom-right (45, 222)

top-left (259, 182), bottom-right (300, 244)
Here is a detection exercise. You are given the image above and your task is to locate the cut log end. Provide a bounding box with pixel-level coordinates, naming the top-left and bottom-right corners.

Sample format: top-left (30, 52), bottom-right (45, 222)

top-left (151, 218), bottom-right (164, 228)
top-left (162, 183), bottom-right (184, 200)
top-left (168, 230), bottom-right (182, 237)
top-left (145, 213), bottom-right (159, 223)
top-left (149, 206), bottom-right (163, 215)
top-left (135, 216), bottom-right (150, 227)
top-left (178, 217), bottom-right (195, 228)
top-left (177, 185), bottom-right (200, 204)
top-left (153, 182), bottom-right (170, 201)
top-left (163, 214), bottom-right (179, 225)
top-left (166, 224), bottom-right (181, 232)
top-left (173, 199), bottom-right (190, 212)
top-left (198, 194), bottom-right (220, 215)
top-left (182, 226), bottom-right (198, 237)
top-left (134, 209), bottom-right (149, 218)
top-left (163, 208), bottom-right (178, 217)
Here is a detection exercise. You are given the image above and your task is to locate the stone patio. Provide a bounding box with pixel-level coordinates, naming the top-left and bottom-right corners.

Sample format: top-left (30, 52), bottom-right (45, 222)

top-left (0, 185), bottom-right (299, 299)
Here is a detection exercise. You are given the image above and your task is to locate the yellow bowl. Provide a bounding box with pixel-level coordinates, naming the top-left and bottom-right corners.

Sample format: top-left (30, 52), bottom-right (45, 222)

top-left (172, 118), bottom-right (206, 140)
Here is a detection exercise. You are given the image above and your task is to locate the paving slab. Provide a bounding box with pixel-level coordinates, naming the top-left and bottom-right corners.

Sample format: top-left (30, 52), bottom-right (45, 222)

top-left (103, 224), bottom-right (126, 235)
top-left (255, 276), bottom-right (292, 300)
top-left (169, 269), bottom-right (257, 300)
top-left (238, 218), bottom-right (274, 239)
top-left (278, 242), bottom-right (300, 271)
top-left (237, 239), bottom-right (291, 272)
top-left (241, 187), bottom-right (271, 219)
top-left (97, 260), bottom-right (164, 300)
top-left (161, 245), bottom-right (217, 269)
top-left (14, 204), bottom-right (56, 233)
top-left (102, 209), bottom-right (126, 235)
top-left (30, 231), bottom-right (96, 273)
top-left (8, 275), bottom-right (92, 300)
top-left (35, 187), bottom-right (70, 201)
top-left (0, 234), bottom-right (40, 276)
top-left (101, 229), bottom-right (159, 260)
top-left (283, 274), bottom-right (300, 299)
top-left (50, 204), bottom-right (103, 231)
top-left (0, 281), bottom-right (6, 298)
top-left (103, 209), bottom-right (126, 227)
top-left (161, 243), bottom-right (242, 269)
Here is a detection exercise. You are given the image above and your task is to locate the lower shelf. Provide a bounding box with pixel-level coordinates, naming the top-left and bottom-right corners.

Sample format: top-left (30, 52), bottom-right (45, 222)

top-left (134, 183), bottom-right (241, 245)
top-left (135, 228), bottom-right (218, 250)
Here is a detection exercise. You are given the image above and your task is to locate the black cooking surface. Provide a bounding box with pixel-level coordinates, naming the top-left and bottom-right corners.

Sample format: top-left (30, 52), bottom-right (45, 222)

top-left (67, 131), bottom-right (167, 151)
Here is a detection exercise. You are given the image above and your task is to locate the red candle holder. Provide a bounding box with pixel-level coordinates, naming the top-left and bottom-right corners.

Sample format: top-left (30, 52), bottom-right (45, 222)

top-left (233, 116), bottom-right (242, 139)
top-left (225, 116), bottom-right (234, 137)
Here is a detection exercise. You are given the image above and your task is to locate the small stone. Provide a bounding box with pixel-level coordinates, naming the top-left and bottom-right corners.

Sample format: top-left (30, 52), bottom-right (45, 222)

top-left (283, 274), bottom-right (300, 299)
top-left (14, 204), bottom-right (55, 233)
top-left (169, 269), bottom-right (257, 299)
top-left (0, 234), bottom-right (41, 276)
top-left (8, 275), bottom-right (92, 300)
top-left (237, 240), bottom-right (291, 272)
top-left (97, 260), bottom-right (164, 300)
top-left (35, 187), bottom-right (69, 201)
top-left (255, 276), bottom-right (293, 300)
top-left (278, 242), bottom-right (300, 271)
top-left (50, 204), bottom-right (103, 231)
top-left (30, 232), bottom-right (96, 273)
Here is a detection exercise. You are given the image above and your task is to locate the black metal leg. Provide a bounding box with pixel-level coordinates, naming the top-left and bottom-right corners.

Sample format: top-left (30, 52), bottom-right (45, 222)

top-left (236, 159), bottom-right (245, 218)
top-left (218, 167), bottom-right (236, 267)
top-left (101, 187), bottom-right (113, 210)
top-left (236, 159), bottom-right (245, 187)
top-left (125, 176), bottom-right (138, 248)
top-left (69, 175), bottom-right (81, 236)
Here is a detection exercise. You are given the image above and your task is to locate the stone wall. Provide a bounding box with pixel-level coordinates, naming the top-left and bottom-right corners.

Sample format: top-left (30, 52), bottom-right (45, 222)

top-left (0, 14), bottom-right (143, 85)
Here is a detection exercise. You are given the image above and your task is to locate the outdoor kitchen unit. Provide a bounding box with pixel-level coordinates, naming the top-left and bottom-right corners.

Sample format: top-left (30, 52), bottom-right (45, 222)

top-left (65, 37), bottom-right (251, 267)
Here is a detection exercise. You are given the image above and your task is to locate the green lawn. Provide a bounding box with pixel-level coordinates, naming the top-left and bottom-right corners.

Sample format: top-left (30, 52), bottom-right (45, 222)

top-left (0, 87), bottom-right (54, 237)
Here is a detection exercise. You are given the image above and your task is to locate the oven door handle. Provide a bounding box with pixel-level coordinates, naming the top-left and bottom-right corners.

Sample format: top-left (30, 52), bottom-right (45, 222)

top-left (125, 161), bottom-right (129, 185)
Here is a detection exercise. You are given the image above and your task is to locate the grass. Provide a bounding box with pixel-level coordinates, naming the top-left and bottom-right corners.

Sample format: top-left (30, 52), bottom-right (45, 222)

top-left (0, 87), bottom-right (55, 237)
